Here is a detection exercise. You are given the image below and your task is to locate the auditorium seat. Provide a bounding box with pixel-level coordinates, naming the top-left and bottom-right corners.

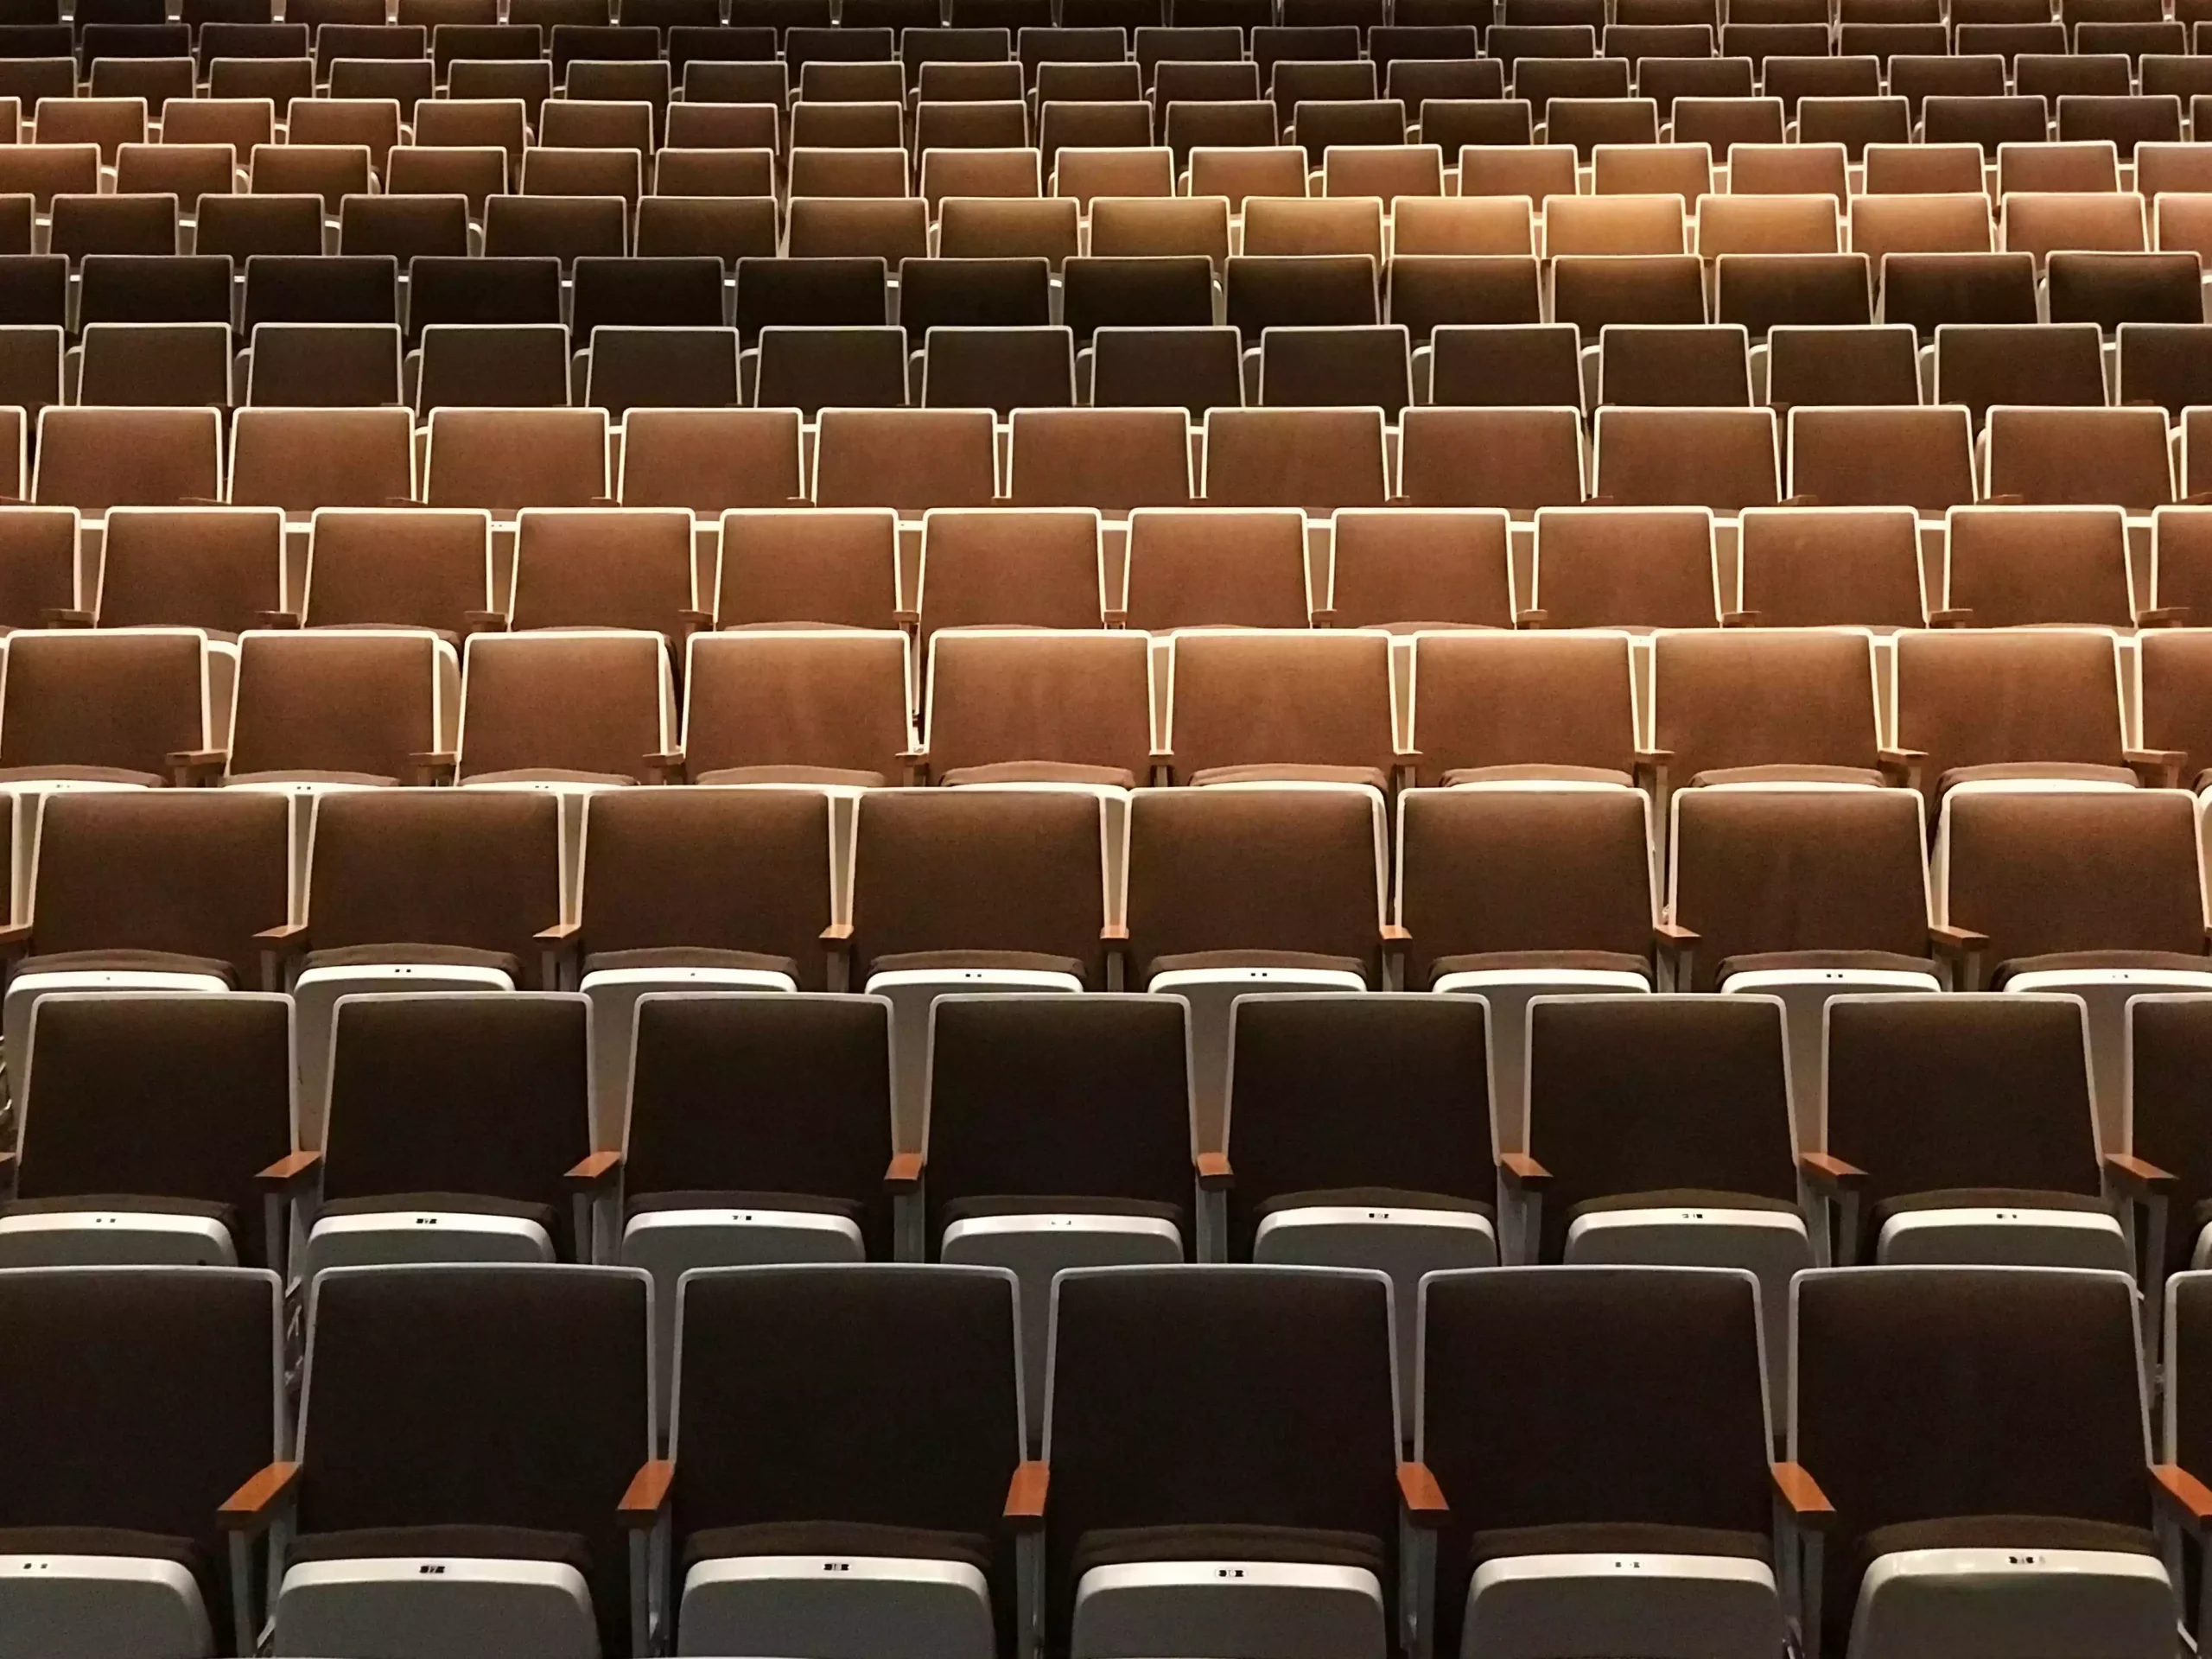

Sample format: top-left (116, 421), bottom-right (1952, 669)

top-left (1734, 505), bottom-right (1928, 628)
top-left (1161, 627), bottom-right (1400, 785)
top-left (245, 1263), bottom-right (653, 1658)
top-left (1122, 505), bottom-right (1308, 629)
top-left (616, 408), bottom-right (804, 515)
top-left (294, 992), bottom-right (597, 1279)
top-left (1325, 507), bottom-right (1514, 629)
top-left (299, 507), bottom-right (492, 633)
top-left (1982, 406), bottom-right (2174, 512)
top-left (677, 629), bottom-right (914, 785)
top-left (662, 1263), bottom-right (1022, 1653)
top-left (1420, 1264), bottom-right (1781, 1659)
top-left (0, 1263), bottom-right (280, 1659)
top-left (1941, 503), bottom-right (2141, 628)
top-left (93, 505), bottom-right (284, 636)
top-left (1787, 404), bottom-right (1977, 517)
top-left (1785, 1265), bottom-right (2173, 1659)
top-left (1038, 1265), bottom-right (1409, 1659)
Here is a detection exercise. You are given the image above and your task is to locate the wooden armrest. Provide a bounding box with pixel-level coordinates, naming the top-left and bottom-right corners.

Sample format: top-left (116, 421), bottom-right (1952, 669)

top-left (1497, 1151), bottom-right (1551, 1190)
top-left (618, 1459), bottom-right (675, 1529)
top-left (1719, 609), bottom-right (1762, 627)
top-left (250, 608), bottom-right (302, 630)
top-left (2126, 748), bottom-right (2187, 789)
top-left (676, 608), bottom-right (714, 633)
top-left (566, 1149), bottom-right (621, 1192)
top-left (2139, 606), bottom-right (2190, 628)
top-left (1513, 607), bottom-right (1549, 628)
top-left (0, 921), bottom-right (35, 950)
top-left (1770, 1461), bottom-right (1836, 1530)
top-left (1633, 748), bottom-right (1673, 794)
top-left (2153, 1463), bottom-right (2212, 1534)
top-left (461, 609), bottom-right (509, 636)
top-left (1877, 747), bottom-right (1925, 790)
top-left (1195, 1149), bottom-right (1232, 1192)
top-left (165, 748), bottom-right (227, 786)
top-left (256, 1148), bottom-right (321, 1192)
top-left (255, 922), bottom-right (308, 948)
top-left (2104, 1152), bottom-right (2176, 1195)
top-left (645, 748), bottom-right (687, 785)
top-left (821, 921), bottom-right (854, 944)
top-left (1102, 607), bottom-right (1129, 627)
top-left (1928, 923), bottom-right (1987, 957)
top-left (39, 607), bottom-right (93, 627)
top-left (1005, 1459), bottom-right (1048, 1528)
top-left (1798, 1150), bottom-right (1867, 1192)
top-left (1101, 922), bottom-right (1129, 943)
top-left (534, 921), bottom-right (580, 944)
top-left (1397, 1460), bottom-right (1448, 1527)
top-left (1308, 606), bottom-right (1338, 626)
top-left (219, 1459), bottom-right (302, 1533)
top-left (885, 1149), bottom-right (924, 1193)
top-left (1655, 920), bottom-right (1698, 947)
top-left (407, 750), bottom-right (458, 785)
top-left (1382, 922), bottom-right (1410, 945)
top-left (1926, 607), bottom-right (1974, 627)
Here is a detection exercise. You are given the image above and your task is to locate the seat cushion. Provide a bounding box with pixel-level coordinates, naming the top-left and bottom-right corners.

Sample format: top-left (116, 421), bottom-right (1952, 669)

top-left (462, 768), bottom-right (638, 788)
top-left (0, 765), bottom-right (167, 787)
top-left (226, 769), bottom-right (399, 788)
top-left (1471, 1522), bottom-right (1770, 1569)
top-left (1189, 764), bottom-right (1390, 791)
top-left (1144, 950), bottom-right (1369, 986)
top-left (1569, 1188), bottom-right (1802, 1219)
top-left (1936, 762), bottom-right (2139, 794)
top-left (289, 1525), bottom-right (593, 1579)
top-left (940, 1193), bottom-right (1185, 1230)
top-left (1858, 1514), bottom-right (2156, 1568)
top-left (1873, 1188), bottom-right (2109, 1231)
top-left (1426, 950), bottom-right (1652, 987)
top-left (14, 949), bottom-right (237, 986)
top-left (315, 1192), bottom-right (560, 1233)
top-left (302, 943), bottom-right (524, 981)
top-left (939, 760), bottom-right (1137, 789)
top-left (693, 764), bottom-right (889, 788)
top-left (1256, 1186), bottom-right (1494, 1220)
top-left (1690, 765), bottom-right (1887, 788)
top-left (1718, 950), bottom-right (1938, 981)
top-left (628, 1189), bottom-right (866, 1222)
top-left (868, 949), bottom-right (1090, 986)
top-left (582, 946), bottom-right (802, 980)
top-left (683, 1520), bottom-right (991, 1573)
top-left (1442, 764), bottom-right (1635, 788)
top-left (1995, 950), bottom-right (2212, 982)
top-left (1074, 1524), bottom-right (1386, 1581)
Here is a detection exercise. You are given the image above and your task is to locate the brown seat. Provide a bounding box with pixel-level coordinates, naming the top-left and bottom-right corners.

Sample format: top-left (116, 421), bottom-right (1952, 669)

top-left (716, 507), bottom-right (898, 630)
top-left (1942, 505), bottom-right (2137, 628)
top-left (1006, 407), bottom-right (1193, 512)
top-left (916, 506), bottom-right (1103, 636)
top-left (1934, 321), bottom-right (2107, 422)
top-left (0, 628), bottom-right (213, 787)
top-left (229, 407), bottom-right (416, 516)
top-left (1894, 626), bottom-right (2144, 798)
top-left (1400, 405), bottom-right (1586, 512)
top-left (1982, 405), bottom-right (2173, 511)
top-left (508, 507), bottom-right (698, 636)
top-left (1201, 406), bottom-right (1388, 510)
top-left (1123, 506), bottom-right (1311, 629)
top-left (1652, 625), bottom-right (1888, 790)
top-left (95, 506), bottom-right (283, 636)
top-left (1408, 627), bottom-right (1640, 785)
top-left (677, 628), bottom-right (914, 788)
top-left (1531, 505), bottom-right (1720, 629)
top-left (1592, 406), bottom-right (1779, 512)
top-left (1786, 404), bottom-right (1976, 515)
top-left (423, 407), bottom-right (611, 517)
top-left (616, 409), bottom-right (801, 515)
top-left (303, 507), bottom-right (492, 633)
top-left (813, 408), bottom-right (997, 513)
top-left (1735, 506), bottom-right (1927, 628)
top-left (1596, 323), bottom-right (1751, 407)
top-left (454, 629), bottom-right (671, 786)
top-left (1161, 627), bottom-right (1400, 785)
top-left (226, 627), bottom-right (447, 789)
top-left (1325, 507), bottom-right (1514, 629)
top-left (921, 627), bottom-right (1154, 786)
top-left (1764, 324), bottom-right (1920, 413)
top-left (32, 406), bottom-right (220, 515)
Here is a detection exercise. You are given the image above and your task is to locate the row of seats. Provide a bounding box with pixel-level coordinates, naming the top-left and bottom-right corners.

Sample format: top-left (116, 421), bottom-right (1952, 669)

top-left (26, 394), bottom-right (2212, 518)
top-left (11, 1258), bottom-right (2207, 1659)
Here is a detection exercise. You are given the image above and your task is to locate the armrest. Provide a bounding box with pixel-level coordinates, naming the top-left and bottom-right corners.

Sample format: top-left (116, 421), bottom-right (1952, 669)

top-left (1102, 922), bottom-right (1129, 944)
top-left (2126, 748), bottom-right (2187, 790)
top-left (1195, 1149), bottom-right (1232, 1192)
top-left (644, 748), bottom-right (687, 785)
top-left (250, 608), bottom-right (302, 630)
top-left (1798, 1151), bottom-right (1867, 1193)
top-left (1497, 1151), bottom-right (1551, 1192)
top-left (822, 920), bottom-right (854, 993)
top-left (675, 608), bottom-right (714, 638)
top-left (461, 609), bottom-right (509, 636)
top-left (885, 1150), bottom-right (924, 1194)
top-left (1928, 922), bottom-right (1987, 990)
top-left (1770, 1461), bottom-right (1836, 1531)
top-left (1513, 607), bottom-right (1549, 628)
top-left (39, 607), bottom-right (92, 627)
top-left (1148, 747), bottom-right (1173, 786)
top-left (618, 1459), bottom-right (675, 1531)
top-left (0, 920), bottom-right (33, 955)
top-left (566, 1149), bottom-right (621, 1194)
top-left (218, 1459), bottom-right (302, 1536)
top-left (893, 607), bottom-right (919, 629)
top-left (1926, 607), bottom-right (1974, 627)
top-left (1633, 748), bottom-right (1672, 798)
top-left (1102, 606), bottom-right (1128, 628)
top-left (1719, 609), bottom-right (1763, 627)
top-left (899, 747), bottom-right (929, 787)
top-left (1005, 1459), bottom-right (1048, 1530)
top-left (1877, 747), bottom-right (1925, 792)
top-left (1397, 1460), bottom-right (1449, 1529)
top-left (2103, 1152), bottom-right (2176, 1198)
top-left (255, 921), bottom-right (308, 991)
top-left (406, 750), bottom-right (457, 786)
top-left (256, 1148), bottom-right (321, 1194)
top-left (535, 922), bottom-right (580, 944)
top-left (165, 748), bottom-right (227, 787)
top-left (2152, 1463), bottom-right (2212, 1536)
top-left (2139, 606), bottom-right (2191, 628)
top-left (1308, 605), bottom-right (1338, 626)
